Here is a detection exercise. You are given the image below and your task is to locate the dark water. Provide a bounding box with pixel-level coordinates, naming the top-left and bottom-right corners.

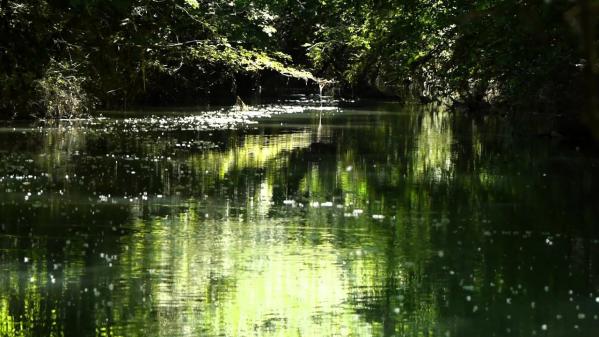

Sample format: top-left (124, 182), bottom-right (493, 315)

top-left (1, 102), bottom-right (599, 337)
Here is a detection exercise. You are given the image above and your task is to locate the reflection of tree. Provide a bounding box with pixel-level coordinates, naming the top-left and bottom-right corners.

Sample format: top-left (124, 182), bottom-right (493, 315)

top-left (1, 104), bottom-right (599, 336)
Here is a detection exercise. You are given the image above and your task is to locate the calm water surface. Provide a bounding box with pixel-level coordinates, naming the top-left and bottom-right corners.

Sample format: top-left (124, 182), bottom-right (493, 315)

top-left (1, 101), bottom-right (598, 337)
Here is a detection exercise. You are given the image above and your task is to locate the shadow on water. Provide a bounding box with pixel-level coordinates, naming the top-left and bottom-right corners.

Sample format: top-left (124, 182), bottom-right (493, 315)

top-left (0, 101), bottom-right (598, 336)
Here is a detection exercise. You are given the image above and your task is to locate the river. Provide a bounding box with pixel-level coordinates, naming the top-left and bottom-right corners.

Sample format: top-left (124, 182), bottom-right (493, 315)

top-left (1, 100), bottom-right (598, 337)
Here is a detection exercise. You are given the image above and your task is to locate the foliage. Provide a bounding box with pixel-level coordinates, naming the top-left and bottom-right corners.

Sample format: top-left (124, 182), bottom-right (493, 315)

top-left (0, 0), bottom-right (597, 119)
top-left (305, 0), bottom-right (595, 113)
top-left (0, 0), bottom-right (316, 117)
top-left (33, 60), bottom-right (94, 119)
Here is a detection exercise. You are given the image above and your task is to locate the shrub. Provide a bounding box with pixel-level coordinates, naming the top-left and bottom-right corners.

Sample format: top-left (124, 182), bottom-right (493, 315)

top-left (33, 61), bottom-right (95, 119)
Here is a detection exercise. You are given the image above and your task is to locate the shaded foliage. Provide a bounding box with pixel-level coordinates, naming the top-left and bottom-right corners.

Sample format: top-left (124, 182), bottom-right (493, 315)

top-left (1, 0), bottom-right (598, 124)
top-left (306, 0), bottom-right (595, 112)
top-left (0, 0), bottom-right (315, 117)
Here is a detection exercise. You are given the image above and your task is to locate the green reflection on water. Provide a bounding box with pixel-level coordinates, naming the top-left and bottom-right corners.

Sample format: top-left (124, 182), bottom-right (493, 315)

top-left (1, 103), bottom-right (599, 337)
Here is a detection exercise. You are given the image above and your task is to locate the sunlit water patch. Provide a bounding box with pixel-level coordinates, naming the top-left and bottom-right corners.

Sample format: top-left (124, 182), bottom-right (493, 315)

top-left (97, 105), bottom-right (310, 132)
top-left (1, 102), bottom-right (599, 337)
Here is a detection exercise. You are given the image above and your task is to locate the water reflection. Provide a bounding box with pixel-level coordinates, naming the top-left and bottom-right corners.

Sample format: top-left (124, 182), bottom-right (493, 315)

top-left (1, 103), bottom-right (599, 337)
